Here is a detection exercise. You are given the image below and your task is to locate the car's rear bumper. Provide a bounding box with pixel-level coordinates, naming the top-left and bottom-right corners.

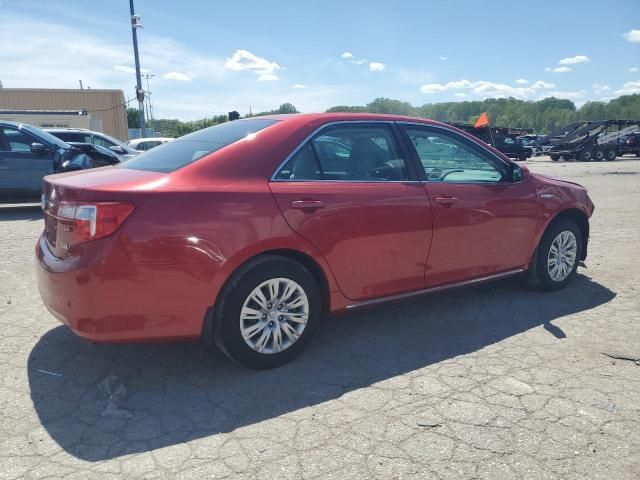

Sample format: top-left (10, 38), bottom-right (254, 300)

top-left (35, 234), bottom-right (224, 343)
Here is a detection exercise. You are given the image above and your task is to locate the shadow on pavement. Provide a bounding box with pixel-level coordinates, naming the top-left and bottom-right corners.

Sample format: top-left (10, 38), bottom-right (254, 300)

top-left (28, 274), bottom-right (615, 461)
top-left (0, 205), bottom-right (42, 222)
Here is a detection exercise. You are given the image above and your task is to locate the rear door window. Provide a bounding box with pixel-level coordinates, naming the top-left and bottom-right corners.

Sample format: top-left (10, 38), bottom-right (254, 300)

top-left (121, 119), bottom-right (279, 173)
top-left (273, 123), bottom-right (409, 181)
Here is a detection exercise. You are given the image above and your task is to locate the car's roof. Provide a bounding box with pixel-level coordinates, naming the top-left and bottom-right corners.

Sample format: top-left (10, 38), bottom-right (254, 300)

top-left (45, 128), bottom-right (92, 133)
top-left (254, 112), bottom-right (442, 126)
top-left (130, 137), bottom-right (173, 142)
top-left (0, 120), bottom-right (22, 127)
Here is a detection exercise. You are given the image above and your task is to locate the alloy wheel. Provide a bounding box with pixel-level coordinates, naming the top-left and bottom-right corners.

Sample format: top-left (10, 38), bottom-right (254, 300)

top-left (547, 231), bottom-right (578, 282)
top-left (239, 278), bottom-right (309, 354)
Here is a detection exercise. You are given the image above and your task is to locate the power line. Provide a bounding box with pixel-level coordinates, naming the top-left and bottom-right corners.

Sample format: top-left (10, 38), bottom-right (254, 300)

top-left (85, 97), bottom-right (137, 113)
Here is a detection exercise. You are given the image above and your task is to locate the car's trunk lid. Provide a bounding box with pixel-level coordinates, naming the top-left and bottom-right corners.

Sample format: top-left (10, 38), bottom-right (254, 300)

top-left (42, 167), bottom-right (167, 256)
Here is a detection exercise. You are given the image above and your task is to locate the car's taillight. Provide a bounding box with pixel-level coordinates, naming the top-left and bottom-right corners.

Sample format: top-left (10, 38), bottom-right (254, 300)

top-left (56, 202), bottom-right (134, 246)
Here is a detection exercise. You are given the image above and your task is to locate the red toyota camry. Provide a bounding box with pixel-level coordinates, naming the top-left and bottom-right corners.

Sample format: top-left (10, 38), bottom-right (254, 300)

top-left (36, 113), bottom-right (594, 369)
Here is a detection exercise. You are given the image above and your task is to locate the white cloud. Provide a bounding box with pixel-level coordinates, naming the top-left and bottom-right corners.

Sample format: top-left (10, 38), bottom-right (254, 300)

top-left (114, 65), bottom-right (150, 74)
top-left (616, 81), bottom-right (640, 95)
top-left (341, 52), bottom-right (353, 58)
top-left (420, 79), bottom-right (534, 98)
top-left (114, 65), bottom-right (136, 74)
top-left (559, 55), bottom-right (590, 65)
top-left (351, 58), bottom-right (367, 65)
top-left (438, 56), bottom-right (448, 61)
top-left (257, 73), bottom-right (279, 81)
top-left (622, 29), bottom-right (640, 43)
top-left (630, 67), bottom-right (639, 73)
top-left (454, 93), bottom-right (467, 98)
top-left (369, 62), bottom-right (386, 72)
top-left (293, 84), bottom-right (306, 89)
top-left (420, 83), bottom-right (448, 94)
top-left (163, 71), bottom-right (192, 82)
top-left (593, 83), bottom-right (611, 94)
top-left (515, 79), bottom-right (529, 85)
top-left (552, 66), bottom-right (572, 73)
top-left (544, 90), bottom-right (587, 100)
top-left (225, 49), bottom-right (282, 81)
top-left (532, 80), bottom-right (555, 89)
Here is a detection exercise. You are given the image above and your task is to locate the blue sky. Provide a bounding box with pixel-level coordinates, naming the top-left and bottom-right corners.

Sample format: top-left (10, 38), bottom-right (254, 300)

top-left (1, 0), bottom-right (639, 120)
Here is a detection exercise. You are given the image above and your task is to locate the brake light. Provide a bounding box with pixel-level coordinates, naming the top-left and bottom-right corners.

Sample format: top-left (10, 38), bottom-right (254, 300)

top-left (56, 202), bottom-right (134, 246)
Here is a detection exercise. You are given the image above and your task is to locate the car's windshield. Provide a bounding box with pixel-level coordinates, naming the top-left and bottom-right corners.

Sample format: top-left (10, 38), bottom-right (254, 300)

top-left (21, 124), bottom-right (70, 150)
top-left (121, 118), bottom-right (279, 173)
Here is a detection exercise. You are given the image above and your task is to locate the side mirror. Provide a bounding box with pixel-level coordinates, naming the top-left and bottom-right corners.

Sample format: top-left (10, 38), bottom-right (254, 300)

top-left (30, 142), bottom-right (49, 154)
top-left (109, 145), bottom-right (124, 153)
top-left (511, 163), bottom-right (525, 182)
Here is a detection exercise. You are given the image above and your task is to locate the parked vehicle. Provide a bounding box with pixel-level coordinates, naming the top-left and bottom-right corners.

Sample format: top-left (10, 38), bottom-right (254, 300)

top-left (617, 131), bottom-right (640, 157)
top-left (0, 121), bottom-right (121, 202)
top-left (46, 128), bottom-right (141, 159)
top-left (545, 120), bottom-right (640, 161)
top-left (36, 113), bottom-right (594, 369)
top-left (447, 123), bottom-right (533, 161)
top-left (126, 137), bottom-right (174, 151)
top-left (518, 135), bottom-right (552, 157)
top-left (491, 135), bottom-right (532, 161)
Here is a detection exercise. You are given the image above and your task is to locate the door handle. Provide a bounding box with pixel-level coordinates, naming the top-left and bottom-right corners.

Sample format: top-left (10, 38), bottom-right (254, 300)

top-left (290, 200), bottom-right (325, 210)
top-left (433, 195), bottom-right (458, 207)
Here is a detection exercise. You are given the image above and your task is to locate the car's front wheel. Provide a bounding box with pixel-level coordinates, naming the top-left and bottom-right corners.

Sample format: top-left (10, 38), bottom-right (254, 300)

top-left (529, 219), bottom-right (582, 291)
top-left (212, 255), bottom-right (323, 369)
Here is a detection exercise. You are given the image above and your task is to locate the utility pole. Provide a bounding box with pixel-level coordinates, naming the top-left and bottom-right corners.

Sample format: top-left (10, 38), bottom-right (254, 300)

top-left (129, 0), bottom-right (145, 136)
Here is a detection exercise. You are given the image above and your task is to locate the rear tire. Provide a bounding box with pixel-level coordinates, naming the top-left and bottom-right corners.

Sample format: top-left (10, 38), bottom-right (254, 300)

top-left (530, 219), bottom-right (582, 291)
top-left (211, 255), bottom-right (323, 369)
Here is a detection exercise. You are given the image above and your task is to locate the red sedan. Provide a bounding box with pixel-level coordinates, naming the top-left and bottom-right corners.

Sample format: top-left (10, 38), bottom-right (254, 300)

top-left (36, 113), bottom-right (594, 369)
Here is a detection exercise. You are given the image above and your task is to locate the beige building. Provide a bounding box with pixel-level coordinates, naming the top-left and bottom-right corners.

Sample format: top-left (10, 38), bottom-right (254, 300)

top-left (0, 88), bottom-right (128, 140)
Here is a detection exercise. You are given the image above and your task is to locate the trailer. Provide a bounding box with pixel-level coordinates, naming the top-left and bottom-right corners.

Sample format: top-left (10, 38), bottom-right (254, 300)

top-left (447, 123), bottom-right (534, 161)
top-left (545, 120), bottom-right (640, 162)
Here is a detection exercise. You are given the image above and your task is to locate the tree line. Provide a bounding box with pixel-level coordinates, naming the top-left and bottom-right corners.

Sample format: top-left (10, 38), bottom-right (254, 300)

top-left (127, 94), bottom-right (640, 137)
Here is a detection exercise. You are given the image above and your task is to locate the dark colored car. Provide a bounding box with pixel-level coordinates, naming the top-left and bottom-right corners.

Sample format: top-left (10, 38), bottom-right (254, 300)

top-left (46, 128), bottom-right (140, 159)
top-left (0, 121), bottom-right (121, 202)
top-left (36, 113), bottom-right (594, 369)
top-left (618, 132), bottom-right (640, 157)
top-left (492, 135), bottom-right (532, 161)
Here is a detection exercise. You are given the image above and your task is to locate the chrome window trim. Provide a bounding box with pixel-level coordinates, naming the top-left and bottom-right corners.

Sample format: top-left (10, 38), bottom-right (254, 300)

top-left (270, 120), bottom-right (410, 183)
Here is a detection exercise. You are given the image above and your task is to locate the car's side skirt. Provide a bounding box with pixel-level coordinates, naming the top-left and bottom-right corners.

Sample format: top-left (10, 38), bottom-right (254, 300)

top-left (345, 269), bottom-right (525, 310)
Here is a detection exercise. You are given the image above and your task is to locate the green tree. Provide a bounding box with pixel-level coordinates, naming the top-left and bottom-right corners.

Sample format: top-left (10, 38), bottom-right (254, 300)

top-left (276, 103), bottom-right (298, 114)
top-left (126, 108), bottom-right (140, 128)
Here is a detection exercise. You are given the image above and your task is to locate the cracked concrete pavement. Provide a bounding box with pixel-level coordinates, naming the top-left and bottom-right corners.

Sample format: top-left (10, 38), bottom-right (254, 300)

top-left (1, 157), bottom-right (639, 479)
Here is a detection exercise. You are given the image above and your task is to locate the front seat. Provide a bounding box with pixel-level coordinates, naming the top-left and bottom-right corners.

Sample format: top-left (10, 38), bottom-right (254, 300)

top-left (347, 138), bottom-right (386, 180)
top-left (291, 144), bottom-right (321, 180)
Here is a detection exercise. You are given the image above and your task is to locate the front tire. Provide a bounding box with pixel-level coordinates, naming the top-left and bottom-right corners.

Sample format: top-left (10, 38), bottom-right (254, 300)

top-left (212, 255), bottom-right (323, 369)
top-left (531, 219), bottom-right (582, 291)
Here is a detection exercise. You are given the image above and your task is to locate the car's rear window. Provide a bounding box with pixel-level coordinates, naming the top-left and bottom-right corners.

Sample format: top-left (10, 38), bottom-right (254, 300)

top-left (120, 118), bottom-right (279, 173)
